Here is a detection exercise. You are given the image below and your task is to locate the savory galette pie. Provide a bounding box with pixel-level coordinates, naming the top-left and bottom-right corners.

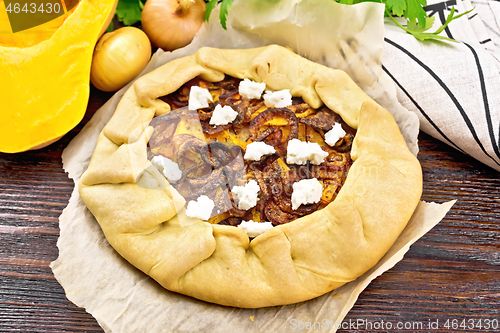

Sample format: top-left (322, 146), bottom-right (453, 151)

top-left (79, 45), bottom-right (422, 308)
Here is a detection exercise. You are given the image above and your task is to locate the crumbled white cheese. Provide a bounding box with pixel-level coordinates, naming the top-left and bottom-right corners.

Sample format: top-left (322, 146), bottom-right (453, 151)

top-left (325, 123), bottom-right (347, 146)
top-left (238, 79), bottom-right (266, 99)
top-left (286, 139), bottom-right (328, 165)
top-left (291, 178), bottom-right (323, 210)
top-left (188, 86), bottom-right (212, 110)
top-left (244, 141), bottom-right (276, 161)
top-left (209, 104), bottom-right (238, 125)
top-left (185, 195), bottom-right (214, 220)
top-left (263, 89), bottom-right (292, 108)
top-left (238, 220), bottom-right (274, 238)
top-left (151, 155), bottom-right (182, 182)
top-left (231, 180), bottom-right (260, 210)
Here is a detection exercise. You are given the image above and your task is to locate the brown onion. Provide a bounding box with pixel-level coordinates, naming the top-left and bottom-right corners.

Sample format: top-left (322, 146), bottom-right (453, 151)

top-left (90, 27), bottom-right (151, 92)
top-left (141, 0), bottom-right (205, 51)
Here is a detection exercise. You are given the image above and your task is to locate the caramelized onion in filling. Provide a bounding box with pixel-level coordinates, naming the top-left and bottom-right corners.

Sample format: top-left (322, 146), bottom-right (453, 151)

top-left (148, 76), bottom-right (355, 227)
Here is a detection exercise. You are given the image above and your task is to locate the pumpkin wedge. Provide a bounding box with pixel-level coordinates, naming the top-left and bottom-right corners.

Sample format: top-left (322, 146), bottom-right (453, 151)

top-left (0, 0), bottom-right (117, 152)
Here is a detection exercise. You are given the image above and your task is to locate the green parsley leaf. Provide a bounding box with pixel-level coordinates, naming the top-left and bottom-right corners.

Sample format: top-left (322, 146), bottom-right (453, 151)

top-left (116, 0), bottom-right (144, 26)
top-left (406, 16), bottom-right (435, 33)
top-left (431, 6), bottom-right (472, 35)
top-left (385, 0), bottom-right (405, 17)
top-left (204, 0), bottom-right (219, 22)
top-left (337, 0), bottom-right (358, 5)
top-left (388, 6), bottom-right (474, 42)
top-left (219, 0), bottom-right (234, 30)
top-left (204, 0), bottom-right (234, 30)
top-left (405, 0), bottom-right (427, 27)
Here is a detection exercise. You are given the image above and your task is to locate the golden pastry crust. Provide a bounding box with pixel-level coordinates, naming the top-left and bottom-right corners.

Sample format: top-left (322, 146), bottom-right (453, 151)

top-left (79, 45), bottom-right (422, 308)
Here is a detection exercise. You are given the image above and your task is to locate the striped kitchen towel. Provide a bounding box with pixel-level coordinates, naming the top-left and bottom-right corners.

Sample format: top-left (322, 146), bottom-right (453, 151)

top-left (383, 0), bottom-right (500, 171)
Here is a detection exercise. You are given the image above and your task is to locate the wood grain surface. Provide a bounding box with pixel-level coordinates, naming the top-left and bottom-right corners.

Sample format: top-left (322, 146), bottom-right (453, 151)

top-left (0, 86), bottom-right (499, 332)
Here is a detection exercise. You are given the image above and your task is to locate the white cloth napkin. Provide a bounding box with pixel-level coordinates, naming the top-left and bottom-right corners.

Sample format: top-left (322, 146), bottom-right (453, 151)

top-left (383, 0), bottom-right (500, 171)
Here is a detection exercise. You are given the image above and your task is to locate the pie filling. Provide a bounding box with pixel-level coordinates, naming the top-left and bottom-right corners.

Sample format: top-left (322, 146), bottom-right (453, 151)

top-left (147, 76), bottom-right (354, 232)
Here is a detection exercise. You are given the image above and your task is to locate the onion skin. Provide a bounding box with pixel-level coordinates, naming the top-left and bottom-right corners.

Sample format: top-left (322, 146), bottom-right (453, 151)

top-left (90, 27), bottom-right (152, 92)
top-left (141, 0), bottom-right (206, 51)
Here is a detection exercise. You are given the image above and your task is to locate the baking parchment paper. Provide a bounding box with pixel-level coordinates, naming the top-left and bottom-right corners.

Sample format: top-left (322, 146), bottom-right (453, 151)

top-left (51, 1), bottom-right (455, 332)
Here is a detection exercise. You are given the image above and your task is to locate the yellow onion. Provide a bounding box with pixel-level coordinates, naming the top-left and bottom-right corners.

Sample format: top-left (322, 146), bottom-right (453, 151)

top-left (141, 0), bottom-right (205, 51)
top-left (90, 27), bottom-right (152, 92)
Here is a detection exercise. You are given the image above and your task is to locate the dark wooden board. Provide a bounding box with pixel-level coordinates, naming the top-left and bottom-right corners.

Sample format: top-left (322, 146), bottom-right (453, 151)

top-left (1, 87), bottom-right (499, 332)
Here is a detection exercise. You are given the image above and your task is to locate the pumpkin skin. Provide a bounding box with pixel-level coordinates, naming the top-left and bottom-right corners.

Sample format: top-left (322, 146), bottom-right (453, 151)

top-left (0, 0), bottom-right (118, 153)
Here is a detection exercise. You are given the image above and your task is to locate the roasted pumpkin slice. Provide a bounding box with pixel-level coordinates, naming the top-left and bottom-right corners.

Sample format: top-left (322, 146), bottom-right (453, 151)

top-left (0, 0), bottom-right (117, 152)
